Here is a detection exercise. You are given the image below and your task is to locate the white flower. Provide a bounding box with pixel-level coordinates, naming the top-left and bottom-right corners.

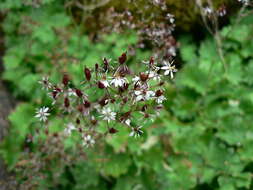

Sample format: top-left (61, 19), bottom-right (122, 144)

top-left (132, 76), bottom-right (140, 82)
top-left (101, 107), bottom-right (116, 122)
top-left (64, 123), bottom-right (76, 135)
top-left (82, 135), bottom-right (95, 147)
top-left (238, 0), bottom-right (250, 5)
top-left (110, 76), bottom-right (128, 87)
top-left (129, 126), bottom-right (143, 138)
top-left (147, 71), bottom-right (161, 81)
top-left (35, 107), bottom-right (50, 122)
top-left (38, 76), bottom-right (52, 90)
top-left (135, 90), bottom-right (155, 102)
top-left (203, 7), bottom-right (213, 15)
top-left (156, 95), bottom-right (166, 104)
top-left (125, 119), bottom-right (131, 126)
top-left (161, 60), bottom-right (177, 79)
top-left (67, 88), bottom-right (77, 97)
top-left (166, 13), bottom-right (175, 23)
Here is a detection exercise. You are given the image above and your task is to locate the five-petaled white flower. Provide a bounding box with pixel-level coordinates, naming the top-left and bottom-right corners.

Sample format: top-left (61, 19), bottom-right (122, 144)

top-left (82, 135), bottom-right (95, 147)
top-left (148, 71), bottom-right (161, 81)
top-left (38, 76), bottom-right (52, 90)
top-left (129, 126), bottom-right (143, 138)
top-left (64, 123), bottom-right (76, 135)
top-left (110, 76), bottom-right (128, 87)
top-left (101, 107), bottom-right (116, 122)
top-left (156, 95), bottom-right (166, 104)
top-left (35, 107), bottom-right (50, 122)
top-left (161, 61), bottom-right (177, 79)
top-left (134, 90), bottom-right (155, 102)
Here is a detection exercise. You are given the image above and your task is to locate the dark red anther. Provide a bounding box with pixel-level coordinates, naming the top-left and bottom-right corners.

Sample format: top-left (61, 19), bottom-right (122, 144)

top-left (78, 128), bottom-right (83, 133)
top-left (84, 67), bottom-right (91, 81)
top-left (64, 97), bottom-right (70, 108)
top-left (98, 81), bottom-right (105, 89)
top-left (62, 73), bottom-right (69, 86)
top-left (109, 127), bottom-right (118, 134)
top-left (110, 98), bottom-right (116, 104)
top-left (155, 90), bottom-right (163, 97)
top-left (75, 89), bottom-right (83, 97)
top-left (119, 52), bottom-right (127, 64)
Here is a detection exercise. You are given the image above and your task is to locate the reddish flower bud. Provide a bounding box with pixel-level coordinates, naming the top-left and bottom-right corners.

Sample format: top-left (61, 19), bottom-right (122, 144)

top-left (91, 119), bottom-right (97, 125)
top-left (139, 72), bottom-right (149, 82)
top-left (99, 97), bottom-right (109, 106)
top-left (119, 52), bottom-right (127, 64)
top-left (110, 98), bottom-right (116, 104)
top-left (76, 118), bottom-right (80, 125)
top-left (95, 63), bottom-right (99, 71)
top-left (109, 127), bottom-right (118, 134)
top-left (77, 105), bottom-right (84, 113)
top-left (78, 128), bottom-right (83, 133)
top-left (84, 100), bottom-right (91, 108)
top-left (98, 81), bottom-right (105, 89)
top-left (75, 89), bottom-right (83, 97)
top-left (142, 105), bottom-right (148, 112)
top-left (84, 68), bottom-right (91, 81)
top-left (159, 81), bottom-right (165, 86)
top-left (150, 56), bottom-right (154, 65)
top-left (64, 97), bottom-right (70, 108)
top-left (103, 57), bottom-right (109, 72)
top-left (122, 97), bottom-right (128, 104)
top-left (62, 74), bottom-right (69, 86)
top-left (155, 90), bottom-right (163, 97)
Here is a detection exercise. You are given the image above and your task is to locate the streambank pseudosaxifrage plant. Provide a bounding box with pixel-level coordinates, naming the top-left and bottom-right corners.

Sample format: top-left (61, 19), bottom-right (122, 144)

top-left (36, 53), bottom-right (177, 146)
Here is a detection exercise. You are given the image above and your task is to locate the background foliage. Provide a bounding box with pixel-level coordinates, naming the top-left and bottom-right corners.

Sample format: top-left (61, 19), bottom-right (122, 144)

top-left (0, 0), bottom-right (253, 190)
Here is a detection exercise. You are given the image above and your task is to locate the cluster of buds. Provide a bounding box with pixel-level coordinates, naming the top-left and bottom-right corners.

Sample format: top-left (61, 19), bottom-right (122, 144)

top-left (36, 53), bottom-right (177, 147)
top-left (95, 1), bottom-right (177, 59)
top-left (203, 4), bottom-right (227, 18)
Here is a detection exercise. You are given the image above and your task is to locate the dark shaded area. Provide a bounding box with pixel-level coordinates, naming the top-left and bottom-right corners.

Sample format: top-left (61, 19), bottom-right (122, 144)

top-left (0, 13), bottom-right (17, 190)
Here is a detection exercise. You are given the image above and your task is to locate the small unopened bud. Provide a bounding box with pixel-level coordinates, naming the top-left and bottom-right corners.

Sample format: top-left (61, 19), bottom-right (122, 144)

top-left (119, 52), bottom-right (127, 64)
top-left (142, 105), bottom-right (148, 112)
top-left (76, 118), bottom-right (80, 125)
top-left (103, 58), bottom-right (109, 72)
top-left (84, 100), bottom-right (91, 108)
top-left (109, 127), bottom-right (118, 134)
top-left (155, 90), bottom-right (163, 97)
top-left (95, 63), bottom-right (99, 71)
top-left (77, 105), bottom-right (84, 113)
top-left (62, 74), bottom-right (69, 86)
top-left (149, 56), bottom-right (154, 65)
top-left (91, 118), bottom-right (97, 125)
top-left (140, 72), bottom-right (149, 82)
top-left (99, 97), bottom-right (109, 106)
top-left (75, 89), bottom-right (83, 97)
top-left (84, 68), bottom-right (91, 81)
top-left (64, 97), bottom-right (70, 108)
top-left (98, 81), bottom-right (105, 89)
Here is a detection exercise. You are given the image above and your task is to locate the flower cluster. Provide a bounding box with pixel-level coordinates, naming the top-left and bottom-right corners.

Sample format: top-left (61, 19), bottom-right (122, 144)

top-left (36, 53), bottom-right (177, 146)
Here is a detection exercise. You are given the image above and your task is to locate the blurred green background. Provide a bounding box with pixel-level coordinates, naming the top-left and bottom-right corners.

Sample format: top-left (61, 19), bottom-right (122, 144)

top-left (0, 0), bottom-right (253, 190)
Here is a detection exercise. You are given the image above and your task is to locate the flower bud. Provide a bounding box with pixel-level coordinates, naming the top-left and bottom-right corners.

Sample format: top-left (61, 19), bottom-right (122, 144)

top-left (75, 89), bottom-right (83, 97)
top-left (155, 90), bottom-right (163, 97)
top-left (149, 56), bottom-right (154, 65)
top-left (103, 57), bottom-right (109, 72)
top-left (95, 63), bottom-right (99, 71)
top-left (98, 81), bottom-right (105, 89)
top-left (64, 97), bottom-right (70, 108)
top-left (62, 74), bottom-right (69, 86)
top-left (77, 105), bottom-right (84, 113)
top-left (84, 68), bottom-right (91, 81)
top-left (76, 118), bottom-right (80, 125)
top-left (99, 97), bottom-right (109, 106)
top-left (109, 127), bottom-right (118, 134)
top-left (139, 72), bottom-right (149, 82)
top-left (119, 52), bottom-right (127, 64)
top-left (84, 100), bottom-right (91, 108)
